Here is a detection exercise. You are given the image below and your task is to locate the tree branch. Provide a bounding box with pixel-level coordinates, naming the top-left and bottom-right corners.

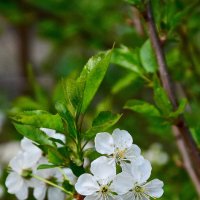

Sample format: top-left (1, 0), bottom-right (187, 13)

top-left (145, 0), bottom-right (200, 196)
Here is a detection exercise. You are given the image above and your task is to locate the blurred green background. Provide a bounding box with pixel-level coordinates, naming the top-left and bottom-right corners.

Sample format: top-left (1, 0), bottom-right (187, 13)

top-left (0, 0), bottom-right (200, 199)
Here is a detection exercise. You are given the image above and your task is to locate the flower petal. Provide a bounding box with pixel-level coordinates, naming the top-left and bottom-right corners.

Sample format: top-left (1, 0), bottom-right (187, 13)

top-left (112, 129), bottom-right (133, 149)
top-left (144, 179), bottom-right (164, 198)
top-left (75, 174), bottom-right (99, 196)
top-left (90, 156), bottom-right (116, 181)
top-left (33, 181), bottom-right (47, 200)
top-left (5, 172), bottom-right (24, 194)
top-left (63, 168), bottom-right (77, 185)
top-left (48, 187), bottom-right (65, 200)
top-left (95, 132), bottom-right (114, 155)
top-left (15, 182), bottom-right (28, 200)
top-left (40, 128), bottom-right (56, 137)
top-left (9, 153), bottom-right (24, 173)
top-left (111, 172), bottom-right (133, 195)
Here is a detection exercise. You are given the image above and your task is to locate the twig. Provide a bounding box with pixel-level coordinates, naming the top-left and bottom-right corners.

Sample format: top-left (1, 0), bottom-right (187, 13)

top-left (145, 0), bottom-right (200, 195)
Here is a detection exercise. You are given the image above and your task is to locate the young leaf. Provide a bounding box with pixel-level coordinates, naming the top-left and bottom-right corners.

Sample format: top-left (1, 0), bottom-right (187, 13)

top-left (62, 77), bottom-right (85, 117)
top-left (153, 78), bottom-right (173, 115)
top-left (47, 146), bottom-right (68, 165)
top-left (112, 73), bottom-right (138, 94)
top-left (140, 39), bottom-right (158, 73)
top-left (79, 49), bottom-right (113, 113)
top-left (169, 98), bottom-right (187, 118)
top-left (85, 111), bottom-right (122, 139)
top-left (14, 123), bottom-right (53, 146)
top-left (55, 102), bottom-right (77, 138)
top-left (124, 99), bottom-right (161, 117)
top-left (11, 110), bottom-right (64, 132)
top-left (112, 46), bottom-right (143, 75)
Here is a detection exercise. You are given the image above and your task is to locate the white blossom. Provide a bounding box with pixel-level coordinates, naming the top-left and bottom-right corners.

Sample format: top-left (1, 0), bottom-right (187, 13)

top-left (75, 156), bottom-right (130, 200)
top-left (95, 128), bottom-right (143, 167)
top-left (31, 157), bottom-right (65, 200)
top-left (5, 152), bottom-right (39, 200)
top-left (122, 159), bottom-right (164, 200)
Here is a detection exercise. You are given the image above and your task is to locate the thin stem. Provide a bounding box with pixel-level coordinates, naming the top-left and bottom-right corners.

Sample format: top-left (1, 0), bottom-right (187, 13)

top-left (32, 174), bottom-right (73, 196)
top-left (145, 0), bottom-right (200, 196)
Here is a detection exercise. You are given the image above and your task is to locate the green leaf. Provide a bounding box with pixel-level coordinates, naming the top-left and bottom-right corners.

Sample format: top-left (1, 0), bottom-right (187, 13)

top-left (125, 0), bottom-right (141, 5)
top-left (62, 77), bottom-right (85, 117)
top-left (85, 111), bottom-right (122, 139)
top-left (11, 110), bottom-right (64, 132)
top-left (169, 98), bottom-right (187, 118)
top-left (140, 39), bottom-right (158, 73)
top-left (112, 73), bottom-right (138, 94)
top-left (153, 78), bottom-right (173, 115)
top-left (14, 123), bottom-right (53, 146)
top-left (191, 128), bottom-right (200, 147)
top-left (79, 49), bottom-right (112, 113)
top-left (124, 99), bottom-right (161, 117)
top-left (47, 146), bottom-right (68, 165)
top-left (55, 102), bottom-right (77, 138)
top-left (112, 46), bottom-right (143, 75)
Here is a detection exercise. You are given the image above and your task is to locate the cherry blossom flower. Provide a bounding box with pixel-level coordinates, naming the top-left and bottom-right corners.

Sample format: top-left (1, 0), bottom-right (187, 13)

top-left (31, 157), bottom-right (65, 200)
top-left (5, 152), bottom-right (39, 200)
top-left (75, 156), bottom-right (130, 200)
top-left (121, 158), bottom-right (164, 200)
top-left (95, 128), bottom-right (143, 167)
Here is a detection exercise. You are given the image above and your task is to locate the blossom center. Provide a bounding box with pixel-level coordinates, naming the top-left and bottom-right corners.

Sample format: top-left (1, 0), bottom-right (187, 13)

top-left (134, 185), bottom-right (144, 193)
top-left (114, 148), bottom-right (127, 162)
top-left (100, 185), bottom-right (109, 194)
top-left (21, 169), bottom-right (32, 179)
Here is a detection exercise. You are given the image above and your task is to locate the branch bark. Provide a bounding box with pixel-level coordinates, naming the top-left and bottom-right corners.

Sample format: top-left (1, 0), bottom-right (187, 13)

top-left (145, 0), bottom-right (200, 196)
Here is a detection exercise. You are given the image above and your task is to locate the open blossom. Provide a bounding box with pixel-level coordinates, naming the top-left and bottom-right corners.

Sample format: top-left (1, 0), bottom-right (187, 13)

top-left (5, 152), bottom-right (38, 200)
top-left (95, 128), bottom-right (143, 167)
top-left (121, 159), bottom-right (164, 200)
top-left (75, 156), bottom-right (131, 200)
top-left (32, 157), bottom-right (77, 200)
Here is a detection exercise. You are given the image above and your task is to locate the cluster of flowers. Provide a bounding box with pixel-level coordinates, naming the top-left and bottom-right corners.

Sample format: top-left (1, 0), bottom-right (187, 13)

top-left (75, 129), bottom-right (164, 200)
top-left (5, 128), bottom-right (76, 200)
top-left (6, 128), bottom-right (164, 200)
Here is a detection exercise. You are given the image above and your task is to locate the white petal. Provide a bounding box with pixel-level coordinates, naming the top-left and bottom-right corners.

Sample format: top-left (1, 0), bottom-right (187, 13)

top-left (111, 172), bottom-right (133, 195)
top-left (15, 182), bottom-right (28, 200)
top-left (95, 132), bottom-right (114, 155)
top-left (144, 179), bottom-right (164, 198)
top-left (128, 158), bottom-right (152, 184)
top-left (22, 151), bottom-right (40, 169)
top-left (21, 137), bottom-right (41, 154)
top-left (75, 174), bottom-right (100, 195)
top-left (112, 129), bottom-right (133, 149)
top-left (90, 156), bottom-right (116, 181)
top-left (9, 153), bottom-right (24, 173)
top-left (40, 128), bottom-right (56, 137)
top-left (63, 168), bottom-right (77, 185)
top-left (84, 193), bottom-right (101, 200)
top-left (33, 182), bottom-right (47, 200)
top-left (5, 172), bottom-right (24, 194)
top-left (125, 144), bottom-right (141, 160)
top-left (48, 187), bottom-right (65, 200)
top-left (121, 192), bottom-right (135, 200)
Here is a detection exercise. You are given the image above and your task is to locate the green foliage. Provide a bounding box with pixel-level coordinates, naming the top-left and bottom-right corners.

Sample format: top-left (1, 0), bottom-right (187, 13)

top-left (11, 110), bottom-right (64, 132)
top-left (140, 39), bottom-right (158, 73)
top-left (78, 50), bottom-right (113, 113)
top-left (112, 46), bottom-right (143, 75)
top-left (55, 102), bottom-right (77, 138)
top-left (85, 111), bottom-right (122, 139)
top-left (124, 99), bottom-right (161, 117)
top-left (14, 124), bottom-right (53, 146)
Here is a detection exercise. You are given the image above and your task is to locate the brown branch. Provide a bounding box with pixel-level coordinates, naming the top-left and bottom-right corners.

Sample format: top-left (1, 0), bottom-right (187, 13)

top-left (145, 0), bottom-right (200, 196)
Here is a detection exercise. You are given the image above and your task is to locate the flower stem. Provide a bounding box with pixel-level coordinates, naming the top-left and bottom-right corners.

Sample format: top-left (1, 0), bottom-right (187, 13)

top-left (32, 174), bottom-right (73, 197)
